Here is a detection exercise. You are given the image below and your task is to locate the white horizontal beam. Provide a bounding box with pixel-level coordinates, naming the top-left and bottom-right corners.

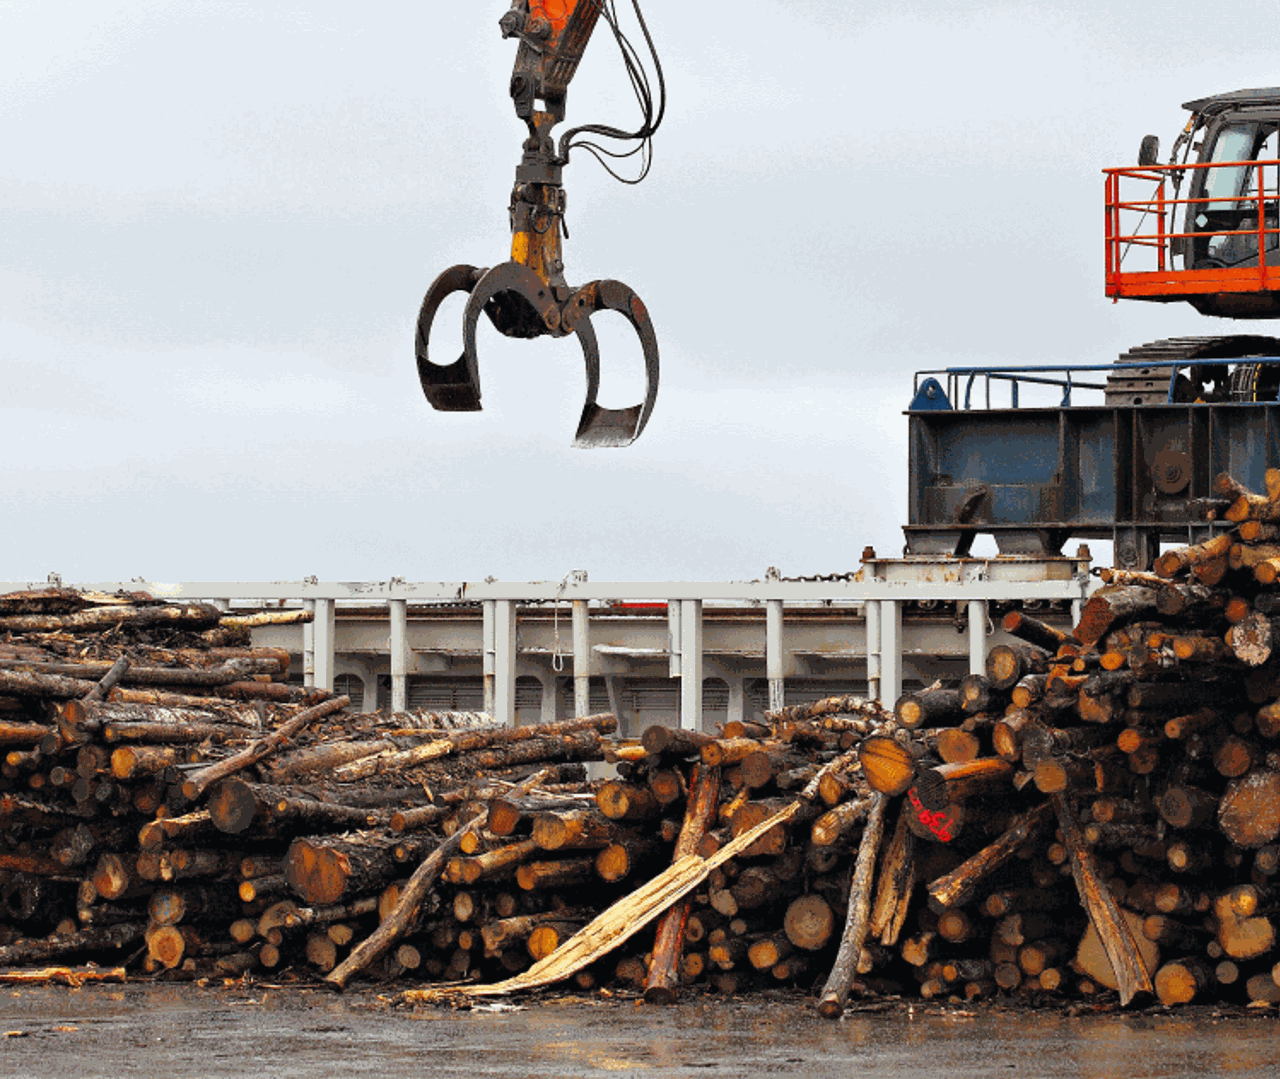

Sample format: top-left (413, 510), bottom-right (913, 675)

top-left (0, 574), bottom-right (1090, 605)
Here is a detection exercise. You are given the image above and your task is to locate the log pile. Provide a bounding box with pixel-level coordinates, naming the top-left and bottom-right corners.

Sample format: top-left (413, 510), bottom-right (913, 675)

top-left (20, 519), bottom-right (1280, 1016)
top-left (815, 470), bottom-right (1280, 1011)
top-left (401, 473), bottom-right (1280, 1011)
top-left (0, 587), bottom-right (611, 982)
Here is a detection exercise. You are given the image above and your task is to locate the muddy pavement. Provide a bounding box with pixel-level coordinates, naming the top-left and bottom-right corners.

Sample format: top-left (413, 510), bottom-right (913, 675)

top-left (3, 985), bottom-right (1280, 1078)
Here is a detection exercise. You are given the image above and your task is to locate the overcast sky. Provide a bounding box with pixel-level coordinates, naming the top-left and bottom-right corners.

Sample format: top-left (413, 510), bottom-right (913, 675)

top-left (4, 1), bottom-right (1278, 587)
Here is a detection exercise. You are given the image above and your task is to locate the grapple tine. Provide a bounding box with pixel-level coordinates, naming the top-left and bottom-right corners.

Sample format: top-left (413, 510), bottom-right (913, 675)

top-left (415, 264), bottom-right (486, 411)
top-left (566, 280), bottom-right (660, 448)
top-left (462, 262), bottom-right (562, 353)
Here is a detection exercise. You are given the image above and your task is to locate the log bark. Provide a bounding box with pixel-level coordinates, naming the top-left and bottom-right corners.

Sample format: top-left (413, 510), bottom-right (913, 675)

top-left (0, 965), bottom-right (127, 986)
top-left (323, 769), bottom-right (550, 990)
top-left (0, 720), bottom-right (55, 746)
top-left (895, 687), bottom-right (964, 730)
top-left (817, 792), bottom-right (887, 1018)
top-left (810, 796), bottom-right (873, 847)
top-left (61, 699), bottom-right (267, 735)
top-left (0, 602), bottom-right (222, 634)
top-left (333, 717), bottom-right (614, 782)
top-left (986, 643), bottom-right (1053, 691)
top-left (0, 922), bottom-right (144, 966)
top-left (1075, 587), bottom-right (1161, 650)
top-left (180, 695), bottom-right (351, 799)
top-left (926, 802), bottom-right (1053, 910)
top-left (644, 763), bottom-right (722, 1004)
top-left (1154, 531), bottom-right (1233, 578)
top-left (868, 802), bottom-right (916, 947)
top-left (1052, 793), bottom-right (1153, 1005)
top-left (454, 839), bottom-right (540, 885)
top-left (284, 831), bottom-right (402, 906)
top-left (640, 725), bottom-right (717, 758)
top-left (266, 739), bottom-right (395, 782)
top-left (1002, 610), bottom-right (1078, 651)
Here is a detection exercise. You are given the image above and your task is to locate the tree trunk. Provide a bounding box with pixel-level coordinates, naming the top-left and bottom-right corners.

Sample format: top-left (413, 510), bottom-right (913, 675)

top-left (324, 770), bottom-right (549, 990)
top-left (284, 831), bottom-right (401, 906)
top-left (868, 803), bottom-right (916, 947)
top-left (0, 922), bottom-right (144, 966)
top-left (643, 764), bottom-right (722, 1004)
top-left (1154, 531), bottom-right (1233, 578)
top-left (857, 736), bottom-right (917, 796)
top-left (926, 802), bottom-right (1053, 909)
top-left (1075, 587), bottom-right (1161, 650)
top-left (1218, 769), bottom-right (1280, 848)
top-left (817, 792), bottom-right (887, 1018)
top-left (180, 695), bottom-right (350, 799)
top-left (1002, 610), bottom-right (1078, 651)
top-left (1052, 793), bottom-right (1154, 1005)
top-left (640, 725), bottom-right (717, 757)
top-left (987, 641), bottom-right (1054, 690)
top-left (0, 602), bottom-right (222, 634)
top-left (895, 688), bottom-right (964, 730)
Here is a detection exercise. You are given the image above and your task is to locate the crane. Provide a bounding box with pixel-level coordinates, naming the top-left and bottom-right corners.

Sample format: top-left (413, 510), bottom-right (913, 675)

top-left (905, 89), bottom-right (1280, 568)
top-left (414, 2), bottom-right (664, 447)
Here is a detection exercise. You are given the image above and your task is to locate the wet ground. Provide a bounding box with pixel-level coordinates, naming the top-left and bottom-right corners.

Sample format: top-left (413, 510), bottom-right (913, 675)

top-left (2, 983), bottom-right (1280, 1078)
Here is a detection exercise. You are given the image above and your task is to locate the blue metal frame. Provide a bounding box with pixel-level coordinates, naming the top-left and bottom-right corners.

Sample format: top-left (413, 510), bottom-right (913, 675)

top-left (910, 358), bottom-right (1280, 411)
top-left (904, 357), bottom-right (1280, 563)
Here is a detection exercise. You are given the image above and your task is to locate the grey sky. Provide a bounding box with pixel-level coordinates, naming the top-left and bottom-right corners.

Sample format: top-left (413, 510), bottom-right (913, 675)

top-left (3, 1), bottom-right (1276, 585)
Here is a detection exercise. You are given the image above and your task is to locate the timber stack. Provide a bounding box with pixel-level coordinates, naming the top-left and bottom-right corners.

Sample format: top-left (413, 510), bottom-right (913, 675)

top-left (0, 586), bottom-right (608, 981)
top-left (16, 504), bottom-right (1280, 1017)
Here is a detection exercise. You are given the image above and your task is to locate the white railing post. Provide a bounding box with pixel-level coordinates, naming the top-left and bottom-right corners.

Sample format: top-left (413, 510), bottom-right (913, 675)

top-left (302, 599), bottom-right (316, 689)
top-left (482, 601), bottom-right (496, 717)
top-left (312, 598), bottom-right (335, 693)
top-left (572, 600), bottom-right (590, 717)
top-left (389, 599), bottom-right (408, 713)
top-left (968, 599), bottom-right (987, 677)
top-left (679, 599), bottom-right (702, 731)
top-left (766, 599), bottom-right (785, 713)
top-left (494, 599), bottom-right (517, 726)
top-left (865, 601), bottom-right (881, 703)
top-left (878, 599), bottom-right (902, 707)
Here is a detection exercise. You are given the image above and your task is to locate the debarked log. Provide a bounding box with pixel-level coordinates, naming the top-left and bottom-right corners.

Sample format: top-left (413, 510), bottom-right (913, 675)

top-left (61, 699), bottom-right (267, 735)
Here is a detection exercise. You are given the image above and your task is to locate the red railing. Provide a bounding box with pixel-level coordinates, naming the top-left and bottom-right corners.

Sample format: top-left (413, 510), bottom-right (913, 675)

top-left (1104, 159), bottom-right (1280, 300)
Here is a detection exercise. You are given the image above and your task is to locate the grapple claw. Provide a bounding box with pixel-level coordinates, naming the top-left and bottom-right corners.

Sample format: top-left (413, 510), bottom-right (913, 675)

top-left (417, 263), bottom-right (658, 447)
top-left (415, 264), bottom-right (486, 411)
top-left (564, 279), bottom-right (660, 448)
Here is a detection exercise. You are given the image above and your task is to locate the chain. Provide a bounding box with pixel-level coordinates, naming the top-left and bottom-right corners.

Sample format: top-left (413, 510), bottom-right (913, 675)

top-left (776, 571), bottom-right (861, 583)
top-left (763, 564), bottom-right (860, 584)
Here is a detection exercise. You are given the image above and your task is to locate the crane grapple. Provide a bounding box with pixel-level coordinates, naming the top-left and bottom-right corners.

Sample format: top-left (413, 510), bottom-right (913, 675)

top-left (416, 1), bottom-right (662, 447)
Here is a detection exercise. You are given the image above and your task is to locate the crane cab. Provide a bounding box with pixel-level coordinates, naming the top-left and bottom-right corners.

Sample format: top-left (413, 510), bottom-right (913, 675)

top-left (1106, 88), bottom-right (1280, 317)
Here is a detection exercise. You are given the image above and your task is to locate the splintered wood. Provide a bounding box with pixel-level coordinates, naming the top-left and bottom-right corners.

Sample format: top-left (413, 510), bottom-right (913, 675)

top-left (14, 516), bottom-right (1280, 1016)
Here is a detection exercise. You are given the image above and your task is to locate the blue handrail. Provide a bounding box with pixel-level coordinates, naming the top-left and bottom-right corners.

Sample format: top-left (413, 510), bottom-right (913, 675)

top-left (912, 357), bottom-right (1280, 410)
